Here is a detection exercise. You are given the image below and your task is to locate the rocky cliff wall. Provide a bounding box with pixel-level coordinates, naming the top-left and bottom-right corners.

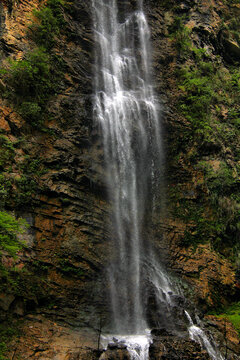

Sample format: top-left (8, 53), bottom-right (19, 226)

top-left (145, 0), bottom-right (240, 307)
top-left (0, 0), bottom-right (111, 332)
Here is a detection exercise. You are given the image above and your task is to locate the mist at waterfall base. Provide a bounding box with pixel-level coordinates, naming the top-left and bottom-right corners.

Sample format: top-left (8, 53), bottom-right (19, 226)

top-left (92, 0), bottom-right (224, 359)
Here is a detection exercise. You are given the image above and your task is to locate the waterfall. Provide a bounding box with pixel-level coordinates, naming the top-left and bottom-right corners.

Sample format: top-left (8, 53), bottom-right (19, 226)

top-left (92, 0), bottom-right (162, 335)
top-left (185, 311), bottom-right (225, 360)
top-left (92, 1), bottom-right (225, 359)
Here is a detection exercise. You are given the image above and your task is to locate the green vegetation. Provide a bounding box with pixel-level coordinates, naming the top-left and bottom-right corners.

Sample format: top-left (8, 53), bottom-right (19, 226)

top-left (0, 0), bottom-right (66, 129)
top-left (168, 17), bottom-right (192, 56)
top-left (174, 21), bottom-right (240, 136)
top-left (0, 143), bottom-right (44, 209)
top-left (198, 161), bottom-right (239, 197)
top-left (14, 176), bottom-right (37, 207)
top-left (0, 321), bottom-right (21, 360)
top-left (0, 264), bottom-right (48, 301)
top-left (8, 48), bottom-right (51, 100)
top-left (58, 259), bottom-right (85, 278)
top-left (32, 260), bottom-right (50, 275)
top-left (198, 162), bottom-right (240, 254)
top-left (0, 136), bottom-right (15, 170)
top-left (168, 17), bottom-right (240, 261)
top-left (0, 175), bottom-right (12, 209)
top-left (0, 172), bottom-right (38, 210)
top-left (3, 47), bottom-right (64, 128)
top-left (19, 155), bottom-right (45, 176)
top-left (0, 211), bottom-right (27, 257)
top-left (211, 302), bottom-right (240, 336)
top-left (28, 0), bottom-right (65, 49)
top-left (15, 155), bottom-right (46, 207)
top-left (176, 57), bottom-right (240, 252)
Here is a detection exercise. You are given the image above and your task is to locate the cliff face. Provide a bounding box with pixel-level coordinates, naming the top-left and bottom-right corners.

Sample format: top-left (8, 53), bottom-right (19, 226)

top-left (0, 0), bottom-right (240, 359)
top-left (146, 0), bottom-right (240, 303)
top-left (0, 0), bottom-right (110, 332)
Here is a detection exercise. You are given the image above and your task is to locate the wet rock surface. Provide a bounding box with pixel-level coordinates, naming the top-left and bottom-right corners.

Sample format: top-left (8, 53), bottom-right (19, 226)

top-left (150, 335), bottom-right (211, 359)
top-left (205, 315), bottom-right (240, 358)
top-left (6, 316), bottom-right (215, 360)
top-left (99, 349), bottom-right (131, 360)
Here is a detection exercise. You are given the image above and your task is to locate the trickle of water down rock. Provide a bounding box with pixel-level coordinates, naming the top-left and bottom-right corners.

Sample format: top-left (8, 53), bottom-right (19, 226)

top-left (92, 1), bottom-right (225, 359)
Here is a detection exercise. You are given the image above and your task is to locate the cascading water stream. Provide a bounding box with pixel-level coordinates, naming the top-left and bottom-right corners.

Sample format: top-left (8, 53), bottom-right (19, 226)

top-left (92, 1), bottom-right (225, 359)
top-left (92, 0), bottom-right (162, 336)
top-left (184, 311), bottom-right (225, 360)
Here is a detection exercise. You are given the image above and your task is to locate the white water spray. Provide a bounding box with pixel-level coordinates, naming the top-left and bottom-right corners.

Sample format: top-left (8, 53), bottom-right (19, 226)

top-left (185, 311), bottom-right (225, 360)
top-left (101, 332), bottom-right (152, 360)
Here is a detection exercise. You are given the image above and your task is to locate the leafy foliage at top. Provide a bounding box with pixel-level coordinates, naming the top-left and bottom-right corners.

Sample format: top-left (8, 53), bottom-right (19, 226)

top-left (5, 47), bottom-right (64, 127)
top-left (0, 0), bottom-right (66, 128)
top-left (8, 48), bottom-right (51, 100)
top-left (29, 0), bottom-right (65, 49)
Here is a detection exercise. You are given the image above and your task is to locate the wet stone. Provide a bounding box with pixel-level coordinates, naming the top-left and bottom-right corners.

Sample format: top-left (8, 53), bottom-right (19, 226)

top-left (108, 342), bottom-right (127, 350)
top-left (151, 328), bottom-right (174, 337)
top-left (99, 349), bottom-right (131, 360)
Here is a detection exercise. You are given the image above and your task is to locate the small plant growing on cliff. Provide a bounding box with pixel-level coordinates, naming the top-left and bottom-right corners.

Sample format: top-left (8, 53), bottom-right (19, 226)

top-left (0, 211), bottom-right (27, 257)
top-left (177, 65), bottom-right (214, 129)
top-left (0, 136), bottom-right (15, 170)
top-left (168, 17), bottom-right (192, 56)
top-left (18, 102), bottom-right (42, 125)
top-left (0, 321), bottom-right (22, 360)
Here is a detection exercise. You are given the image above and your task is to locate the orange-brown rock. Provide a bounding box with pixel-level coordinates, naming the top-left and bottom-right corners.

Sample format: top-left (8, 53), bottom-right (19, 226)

top-left (6, 315), bottom-right (100, 360)
top-left (0, 105), bottom-right (11, 132)
top-left (169, 239), bottom-right (236, 307)
top-left (205, 315), bottom-right (240, 356)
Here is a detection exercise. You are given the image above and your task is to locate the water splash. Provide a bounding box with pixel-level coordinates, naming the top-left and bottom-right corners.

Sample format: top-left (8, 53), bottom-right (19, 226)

top-left (101, 332), bottom-right (152, 360)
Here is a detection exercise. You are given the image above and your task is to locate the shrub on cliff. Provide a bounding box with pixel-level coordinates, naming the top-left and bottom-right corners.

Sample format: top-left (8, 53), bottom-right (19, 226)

top-left (18, 102), bottom-right (42, 125)
top-left (0, 0), bottom-right (66, 129)
top-left (0, 211), bottom-right (27, 257)
top-left (28, 0), bottom-right (65, 49)
top-left (0, 135), bottom-right (14, 170)
top-left (8, 48), bottom-right (51, 100)
top-left (3, 47), bottom-right (63, 127)
top-left (168, 17), bottom-right (192, 56)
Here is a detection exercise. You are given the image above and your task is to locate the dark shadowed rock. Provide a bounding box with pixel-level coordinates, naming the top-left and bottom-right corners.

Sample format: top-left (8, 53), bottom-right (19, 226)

top-left (108, 343), bottom-right (127, 350)
top-left (150, 335), bottom-right (211, 359)
top-left (151, 328), bottom-right (173, 337)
